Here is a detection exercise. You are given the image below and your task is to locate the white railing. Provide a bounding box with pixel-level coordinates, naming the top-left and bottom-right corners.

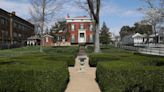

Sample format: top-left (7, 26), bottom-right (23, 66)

top-left (115, 45), bottom-right (164, 56)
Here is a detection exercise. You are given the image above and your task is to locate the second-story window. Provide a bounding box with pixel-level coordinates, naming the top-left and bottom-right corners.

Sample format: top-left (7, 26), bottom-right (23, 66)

top-left (18, 24), bottom-right (21, 29)
top-left (90, 24), bottom-right (93, 31)
top-left (2, 30), bottom-right (8, 39)
top-left (1, 18), bottom-right (5, 24)
top-left (80, 24), bottom-right (84, 29)
top-left (71, 24), bottom-right (75, 31)
top-left (13, 32), bottom-right (17, 37)
top-left (14, 22), bottom-right (16, 28)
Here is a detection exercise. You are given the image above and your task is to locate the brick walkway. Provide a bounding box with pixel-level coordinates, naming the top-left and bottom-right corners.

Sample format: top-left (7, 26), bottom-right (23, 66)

top-left (65, 46), bottom-right (101, 92)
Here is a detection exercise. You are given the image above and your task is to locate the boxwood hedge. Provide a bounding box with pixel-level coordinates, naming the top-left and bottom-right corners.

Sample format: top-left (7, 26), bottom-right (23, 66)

top-left (89, 54), bottom-right (120, 67)
top-left (0, 46), bottom-right (79, 92)
top-left (96, 60), bottom-right (164, 92)
top-left (0, 59), bottom-right (69, 92)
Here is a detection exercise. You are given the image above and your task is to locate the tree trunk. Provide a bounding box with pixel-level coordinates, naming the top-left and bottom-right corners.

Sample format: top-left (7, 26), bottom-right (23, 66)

top-left (40, 22), bottom-right (44, 52)
top-left (152, 24), bottom-right (157, 44)
top-left (40, 0), bottom-right (46, 53)
top-left (94, 24), bottom-right (100, 53)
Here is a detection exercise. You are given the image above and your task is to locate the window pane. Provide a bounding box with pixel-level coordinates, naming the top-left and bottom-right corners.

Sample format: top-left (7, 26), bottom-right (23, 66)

top-left (80, 24), bottom-right (84, 29)
top-left (71, 24), bottom-right (75, 30)
top-left (80, 33), bottom-right (84, 37)
top-left (90, 24), bottom-right (93, 31)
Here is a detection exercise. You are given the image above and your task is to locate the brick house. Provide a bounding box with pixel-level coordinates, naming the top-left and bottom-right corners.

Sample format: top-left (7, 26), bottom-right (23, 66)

top-left (66, 15), bottom-right (94, 45)
top-left (42, 34), bottom-right (54, 46)
top-left (0, 8), bottom-right (34, 49)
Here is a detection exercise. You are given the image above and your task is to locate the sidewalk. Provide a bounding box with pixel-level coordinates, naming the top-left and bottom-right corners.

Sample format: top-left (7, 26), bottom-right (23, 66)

top-left (65, 46), bottom-right (101, 92)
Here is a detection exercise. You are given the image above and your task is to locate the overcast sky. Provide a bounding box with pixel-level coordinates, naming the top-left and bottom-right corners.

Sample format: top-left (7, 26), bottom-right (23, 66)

top-left (0, 0), bottom-right (145, 35)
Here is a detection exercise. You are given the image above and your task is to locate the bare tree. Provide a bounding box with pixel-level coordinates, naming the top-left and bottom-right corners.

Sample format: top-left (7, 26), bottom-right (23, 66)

top-left (76, 0), bottom-right (101, 53)
top-left (138, 0), bottom-right (163, 44)
top-left (75, 0), bottom-right (91, 17)
top-left (29, 0), bottom-right (63, 52)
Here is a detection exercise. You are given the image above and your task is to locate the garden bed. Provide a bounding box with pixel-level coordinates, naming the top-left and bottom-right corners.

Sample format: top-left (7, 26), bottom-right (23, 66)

top-left (96, 60), bottom-right (164, 92)
top-left (0, 46), bottom-right (78, 92)
top-left (87, 45), bottom-right (164, 92)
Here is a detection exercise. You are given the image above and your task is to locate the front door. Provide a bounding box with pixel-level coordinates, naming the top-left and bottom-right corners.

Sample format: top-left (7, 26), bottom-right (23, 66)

top-left (79, 33), bottom-right (85, 43)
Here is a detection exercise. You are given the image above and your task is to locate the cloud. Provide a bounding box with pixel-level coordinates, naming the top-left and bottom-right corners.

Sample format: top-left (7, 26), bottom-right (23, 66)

top-left (60, 1), bottom-right (88, 17)
top-left (0, 0), bottom-right (31, 19)
top-left (100, 1), bottom-right (143, 18)
top-left (110, 27), bottom-right (121, 35)
top-left (121, 10), bottom-right (143, 17)
top-left (101, 2), bottom-right (121, 16)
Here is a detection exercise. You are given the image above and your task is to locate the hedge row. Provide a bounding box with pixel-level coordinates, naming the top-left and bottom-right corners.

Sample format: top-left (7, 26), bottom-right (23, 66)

top-left (0, 59), bottom-right (69, 92)
top-left (43, 55), bottom-right (76, 66)
top-left (0, 46), bottom-right (78, 91)
top-left (44, 46), bottom-right (78, 66)
top-left (96, 60), bottom-right (164, 92)
top-left (14, 55), bottom-right (75, 67)
top-left (89, 53), bottom-right (120, 67)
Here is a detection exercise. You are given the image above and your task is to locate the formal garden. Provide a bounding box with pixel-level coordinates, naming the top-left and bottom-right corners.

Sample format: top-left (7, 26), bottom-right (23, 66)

top-left (0, 46), bottom-right (78, 92)
top-left (87, 45), bottom-right (164, 92)
top-left (0, 45), bottom-right (164, 92)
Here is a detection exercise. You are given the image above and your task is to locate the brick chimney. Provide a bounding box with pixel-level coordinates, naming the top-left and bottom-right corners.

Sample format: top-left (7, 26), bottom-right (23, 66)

top-left (67, 13), bottom-right (70, 18)
top-left (12, 11), bottom-right (16, 15)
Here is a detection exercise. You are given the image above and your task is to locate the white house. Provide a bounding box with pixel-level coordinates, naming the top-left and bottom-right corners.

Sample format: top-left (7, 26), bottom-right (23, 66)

top-left (121, 33), bottom-right (146, 45)
top-left (27, 35), bottom-right (41, 46)
top-left (132, 33), bottom-right (146, 46)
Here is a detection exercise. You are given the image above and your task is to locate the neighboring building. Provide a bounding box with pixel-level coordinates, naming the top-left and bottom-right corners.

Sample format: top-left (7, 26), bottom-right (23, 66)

top-left (0, 8), bottom-right (34, 49)
top-left (121, 33), bottom-right (146, 45)
top-left (27, 35), bottom-right (41, 46)
top-left (66, 15), bottom-right (94, 44)
top-left (158, 27), bottom-right (164, 44)
top-left (111, 34), bottom-right (121, 47)
top-left (121, 34), bottom-right (134, 45)
top-left (42, 34), bottom-right (54, 46)
top-left (132, 33), bottom-right (146, 45)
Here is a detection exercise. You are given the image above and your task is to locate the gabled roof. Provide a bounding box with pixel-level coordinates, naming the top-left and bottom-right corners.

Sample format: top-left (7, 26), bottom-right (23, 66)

top-left (132, 33), bottom-right (146, 38)
top-left (43, 34), bottom-right (54, 38)
top-left (149, 33), bottom-right (159, 37)
top-left (27, 35), bottom-right (40, 40)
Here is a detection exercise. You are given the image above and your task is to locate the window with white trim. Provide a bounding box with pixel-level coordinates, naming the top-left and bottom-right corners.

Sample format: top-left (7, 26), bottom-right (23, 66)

top-left (1, 18), bottom-right (5, 24)
top-left (71, 24), bottom-right (75, 31)
top-left (80, 24), bottom-right (84, 29)
top-left (90, 24), bottom-right (93, 31)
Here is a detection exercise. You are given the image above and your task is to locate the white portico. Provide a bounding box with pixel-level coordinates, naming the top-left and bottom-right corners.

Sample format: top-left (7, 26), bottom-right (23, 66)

top-left (78, 29), bottom-right (86, 43)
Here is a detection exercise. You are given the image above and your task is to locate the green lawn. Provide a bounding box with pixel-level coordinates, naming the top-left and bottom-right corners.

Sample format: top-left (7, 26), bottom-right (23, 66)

top-left (0, 46), bottom-right (78, 92)
top-left (86, 45), bottom-right (164, 92)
